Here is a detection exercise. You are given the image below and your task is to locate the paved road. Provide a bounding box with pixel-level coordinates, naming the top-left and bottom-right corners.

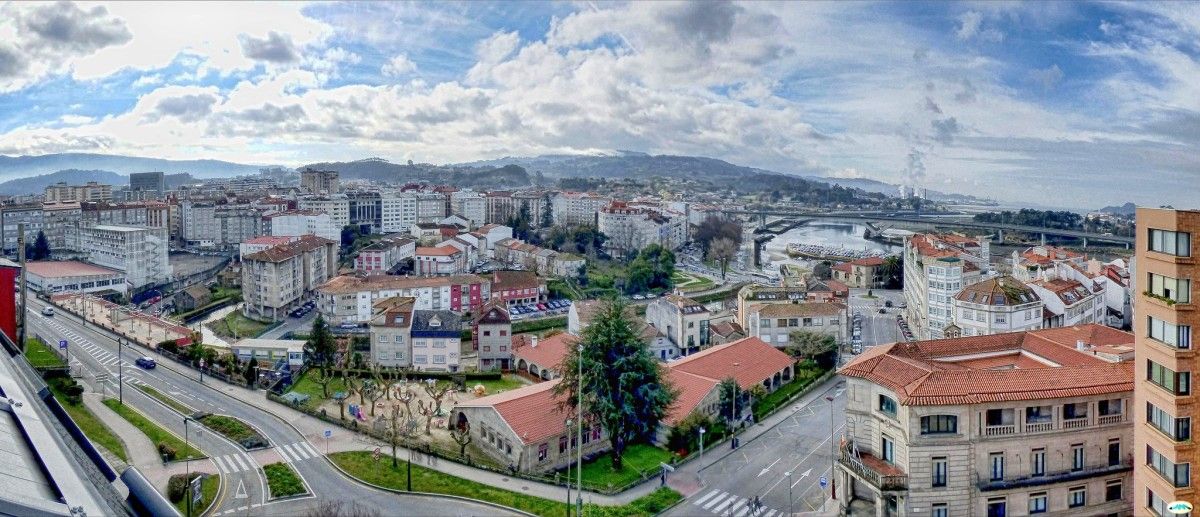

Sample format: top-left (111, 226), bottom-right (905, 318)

top-left (28, 295), bottom-right (521, 517)
top-left (665, 378), bottom-right (847, 517)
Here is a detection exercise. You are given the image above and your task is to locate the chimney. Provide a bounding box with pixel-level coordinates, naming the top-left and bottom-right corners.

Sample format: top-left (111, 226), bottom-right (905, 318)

top-left (1076, 339), bottom-right (1088, 351)
top-left (531, 335), bottom-right (538, 348)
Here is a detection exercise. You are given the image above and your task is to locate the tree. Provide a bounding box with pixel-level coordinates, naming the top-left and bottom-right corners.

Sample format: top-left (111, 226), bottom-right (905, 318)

top-left (388, 385), bottom-right (421, 483)
top-left (305, 315), bottom-right (336, 373)
top-left (717, 377), bottom-right (747, 426)
top-left (708, 237), bottom-right (738, 279)
top-left (449, 418), bottom-right (472, 458)
top-left (422, 381), bottom-right (452, 417)
top-left (879, 255), bottom-right (903, 289)
top-left (242, 360), bottom-right (257, 386)
top-left (813, 260), bottom-right (833, 280)
top-left (539, 193), bottom-right (554, 229)
top-left (363, 375), bottom-right (387, 417)
top-left (554, 298), bottom-right (677, 470)
top-left (694, 216), bottom-right (742, 257)
top-left (30, 231), bottom-right (51, 260)
top-left (313, 367), bottom-right (338, 399)
top-left (625, 244), bottom-right (676, 294)
top-left (788, 330), bottom-right (836, 361)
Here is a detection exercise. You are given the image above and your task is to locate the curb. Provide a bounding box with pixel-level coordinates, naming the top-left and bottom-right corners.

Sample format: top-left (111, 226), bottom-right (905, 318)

top-left (323, 452), bottom-right (538, 517)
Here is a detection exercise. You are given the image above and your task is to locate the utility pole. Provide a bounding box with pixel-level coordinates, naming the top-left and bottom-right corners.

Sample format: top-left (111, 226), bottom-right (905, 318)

top-left (565, 418), bottom-right (572, 517)
top-left (576, 343), bottom-right (583, 517)
top-left (17, 224), bottom-right (26, 353)
top-left (118, 339), bottom-right (124, 405)
top-left (827, 395), bottom-right (836, 509)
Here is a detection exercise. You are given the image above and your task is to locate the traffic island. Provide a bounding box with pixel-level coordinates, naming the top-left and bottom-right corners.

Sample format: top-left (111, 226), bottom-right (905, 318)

top-left (263, 462), bottom-right (310, 500)
top-left (194, 413), bottom-right (270, 450)
top-left (168, 472), bottom-right (219, 517)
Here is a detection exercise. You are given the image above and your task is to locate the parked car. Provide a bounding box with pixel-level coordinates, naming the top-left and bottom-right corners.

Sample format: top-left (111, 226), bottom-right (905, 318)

top-left (339, 323), bottom-right (358, 329)
top-left (632, 294), bottom-right (645, 300)
top-left (537, 303), bottom-right (547, 311)
top-left (884, 300), bottom-right (894, 308)
top-left (41, 306), bottom-right (54, 316)
top-left (135, 357), bottom-right (157, 369)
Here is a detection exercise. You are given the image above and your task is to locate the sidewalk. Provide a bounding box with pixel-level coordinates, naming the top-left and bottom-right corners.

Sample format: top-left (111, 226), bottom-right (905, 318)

top-left (82, 392), bottom-right (187, 493)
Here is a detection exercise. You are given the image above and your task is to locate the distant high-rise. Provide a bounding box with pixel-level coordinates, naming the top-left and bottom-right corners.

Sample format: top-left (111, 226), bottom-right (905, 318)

top-left (300, 169), bottom-right (339, 194)
top-left (129, 171), bottom-right (165, 199)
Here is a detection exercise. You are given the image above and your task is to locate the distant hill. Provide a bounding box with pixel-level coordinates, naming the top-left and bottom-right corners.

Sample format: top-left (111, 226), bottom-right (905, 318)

top-left (0, 153), bottom-right (266, 184)
top-left (806, 175), bottom-right (995, 205)
top-left (458, 152), bottom-right (780, 181)
top-left (299, 158), bottom-right (531, 189)
top-left (0, 169), bottom-right (125, 195)
top-left (1098, 202), bottom-right (1136, 215)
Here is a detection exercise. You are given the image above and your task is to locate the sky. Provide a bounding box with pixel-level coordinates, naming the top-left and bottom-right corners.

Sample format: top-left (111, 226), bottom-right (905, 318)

top-left (0, 1), bottom-right (1197, 209)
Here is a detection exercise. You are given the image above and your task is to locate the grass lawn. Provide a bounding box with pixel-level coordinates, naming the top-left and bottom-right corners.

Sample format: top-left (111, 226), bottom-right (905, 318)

top-left (137, 384), bottom-right (195, 415)
top-left (670, 271), bottom-right (716, 293)
top-left (286, 370), bottom-right (347, 405)
top-left (102, 399), bottom-right (203, 461)
top-left (25, 338), bottom-right (66, 368)
top-left (753, 364), bottom-right (830, 420)
top-left (330, 451), bottom-right (681, 517)
top-left (47, 383), bottom-right (128, 462)
top-left (264, 462), bottom-right (308, 498)
top-left (196, 414), bottom-right (268, 449)
top-left (474, 374), bottom-right (530, 396)
top-left (173, 473), bottom-right (219, 517)
top-left (573, 443), bottom-right (675, 492)
top-left (207, 311), bottom-right (272, 340)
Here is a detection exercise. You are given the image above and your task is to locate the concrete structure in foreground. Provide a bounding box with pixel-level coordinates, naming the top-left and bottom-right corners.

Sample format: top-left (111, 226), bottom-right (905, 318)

top-left (69, 224), bottom-right (170, 289)
top-left (1133, 207), bottom-right (1198, 516)
top-left (24, 260), bottom-right (126, 296)
top-left (837, 324), bottom-right (1135, 517)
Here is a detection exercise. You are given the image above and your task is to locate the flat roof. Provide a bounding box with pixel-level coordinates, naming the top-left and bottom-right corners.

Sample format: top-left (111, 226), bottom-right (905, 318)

top-left (232, 338), bottom-right (306, 351)
top-left (26, 261), bottom-right (122, 278)
top-left (91, 224), bottom-right (147, 232)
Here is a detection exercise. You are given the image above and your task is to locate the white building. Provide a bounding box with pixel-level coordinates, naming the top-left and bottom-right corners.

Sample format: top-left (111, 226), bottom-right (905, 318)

top-left (1027, 273), bottom-right (1106, 329)
top-left (230, 338), bottom-right (306, 367)
top-left (380, 192), bottom-right (419, 233)
top-left (24, 260), bottom-right (126, 296)
top-left (179, 202), bottom-right (263, 249)
top-left (297, 195), bottom-right (350, 228)
top-left (353, 235), bottom-right (416, 273)
top-left (450, 190), bottom-right (487, 229)
top-left (902, 233), bottom-right (989, 340)
top-left (551, 192), bottom-right (610, 226)
top-left (951, 276), bottom-right (1043, 337)
top-left (409, 309), bottom-right (461, 372)
top-left (468, 224), bottom-right (513, 259)
top-left (369, 296), bottom-right (415, 368)
top-left (414, 191), bottom-right (448, 224)
top-left (597, 201), bottom-right (687, 255)
top-left (745, 302), bottom-right (848, 348)
top-left (44, 181), bottom-right (112, 203)
top-left (241, 235), bottom-right (338, 322)
top-left (316, 274), bottom-right (490, 324)
top-left (239, 236), bottom-right (299, 261)
top-left (72, 224), bottom-right (170, 289)
top-left (265, 210), bottom-right (339, 242)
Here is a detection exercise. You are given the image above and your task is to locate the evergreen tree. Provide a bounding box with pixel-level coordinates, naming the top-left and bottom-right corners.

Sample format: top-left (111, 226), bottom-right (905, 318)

top-left (305, 315), bottom-right (336, 372)
top-left (554, 298), bottom-right (676, 470)
top-left (31, 231), bottom-right (50, 260)
top-left (539, 193), bottom-right (554, 228)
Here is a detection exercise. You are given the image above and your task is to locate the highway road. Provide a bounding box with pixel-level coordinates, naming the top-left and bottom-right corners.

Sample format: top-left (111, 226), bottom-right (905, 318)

top-left (26, 294), bottom-right (521, 517)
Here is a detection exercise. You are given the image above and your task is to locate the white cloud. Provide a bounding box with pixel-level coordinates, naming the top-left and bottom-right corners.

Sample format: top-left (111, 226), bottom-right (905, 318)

top-left (955, 10), bottom-right (1003, 42)
top-left (381, 53), bottom-right (416, 78)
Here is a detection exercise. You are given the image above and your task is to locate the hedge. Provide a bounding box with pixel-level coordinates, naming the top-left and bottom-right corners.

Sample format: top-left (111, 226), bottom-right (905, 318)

top-left (513, 315), bottom-right (567, 334)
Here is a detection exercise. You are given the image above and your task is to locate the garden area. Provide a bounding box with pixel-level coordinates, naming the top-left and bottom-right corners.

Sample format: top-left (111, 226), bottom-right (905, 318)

top-left (206, 310), bottom-right (272, 340)
top-left (25, 337), bottom-right (65, 369)
top-left (47, 376), bottom-right (128, 462)
top-left (570, 443), bottom-right (676, 492)
top-left (102, 399), bottom-right (203, 461)
top-left (264, 462), bottom-right (308, 499)
top-left (330, 451), bottom-right (681, 517)
top-left (196, 414), bottom-right (269, 449)
top-left (670, 271), bottom-right (716, 293)
top-left (474, 374), bottom-right (531, 395)
top-left (168, 472), bottom-right (218, 516)
top-left (752, 360), bottom-right (831, 420)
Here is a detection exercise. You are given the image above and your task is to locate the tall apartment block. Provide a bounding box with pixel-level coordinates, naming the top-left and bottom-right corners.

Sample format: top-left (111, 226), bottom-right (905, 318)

top-left (1134, 207), bottom-right (1198, 516)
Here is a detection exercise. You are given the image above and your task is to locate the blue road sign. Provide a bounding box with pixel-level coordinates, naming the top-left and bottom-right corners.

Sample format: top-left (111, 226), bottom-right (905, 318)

top-left (58, 340), bottom-right (68, 350)
top-left (324, 429), bottom-right (332, 438)
top-left (819, 476), bottom-right (828, 488)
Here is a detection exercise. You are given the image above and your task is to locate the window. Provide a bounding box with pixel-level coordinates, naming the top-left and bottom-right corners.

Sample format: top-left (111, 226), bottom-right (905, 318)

top-left (921, 415), bottom-right (958, 434)
top-left (1072, 443), bottom-right (1085, 471)
top-left (932, 457), bottom-right (947, 487)
top-left (500, 330), bottom-right (507, 336)
top-left (990, 453), bottom-right (1005, 481)
top-left (987, 498), bottom-right (1006, 517)
top-left (1149, 316), bottom-right (1192, 348)
top-left (930, 504), bottom-right (948, 517)
top-left (1099, 399), bottom-right (1122, 416)
top-left (483, 346), bottom-right (491, 352)
top-left (1026, 405), bottom-right (1052, 423)
top-left (377, 334), bottom-right (389, 342)
top-left (1109, 439), bottom-right (1121, 467)
top-left (878, 395), bottom-right (897, 417)
top-left (1147, 444), bottom-right (1191, 488)
top-left (559, 436), bottom-right (567, 454)
top-left (1149, 273), bottom-right (1191, 303)
top-left (1063, 402), bottom-right (1089, 420)
top-left (538, 443), bottom-right (548, 461)
top-left (759, 318), bottom-right (771, 328)
top-left (482, 330), bottom-right (491, 337)
top-left (1148, 488), bottom-right (1176, 517)
top-left (1149, 228), bottom-right (1191, 257)
top-left (1148, 360), bottom-right (1191, 395)
top-left (1147, 402), bottom-right (1191, 441)
top-left (433, 355), bottom-right (446, 364)
top-left (1106, 480), bottom-right (1122, 502)
top-left (1028, 493), bottom-right (1047, 514)
top-left (414, 355), bottom-right (427, 364)
top-left (1068, 486), bottom-right (1086, 508)
top-left (881, 435), bottom-right (895, 463)
top-left (1031, 449), bottom-right (1046, 477)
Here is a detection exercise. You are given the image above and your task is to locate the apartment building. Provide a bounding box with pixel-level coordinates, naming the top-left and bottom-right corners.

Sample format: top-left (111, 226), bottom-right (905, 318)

top-left (1011, 245), bottom-right (1086, 282)
top-left (832, 257), bottom-right (886, 289)
top-left (903, 233), bottom-right (990, 340)
top-left (735, 284), bottom-right (840, 328)
top-left (597, 201), bottom-right (688, 255)
top-left (645, 294), bottom-right (712, 356)
top-left (297, 195), bottom-right (350, 227)
top-left (129, 172), bottom-right (165, 199)
top-left (494, 238), bottom-right (586, 277)
top-left (1028, 275), bottom-right (1106, 329)
top-left (353, 235), bottom-right (416, 273)
top-left (838, 325), bottom-right (1135, 517)
top-left (951, 276), bottom-right (1044, 337)
top-left (489, 270), bottom-right (545, 308)
top-left (241, 235), bottom-right (338, 322)
top-left (299, 169), bottom-right (339, 194)
top-left (264, 210), bottom-right (338, 242)
top-left (512, 191), bottom-right (550, 228)
top-left (485, 191), bottom-right (515, 224)
top-left (410, 310), bottom-right (461, 372)
top-left (238, 236), bottom-right (298, 261)
top-left (450, 190), bottom-right (486, 228)
top-left (552, 191), bottom-right (610, 226)
top-left (179, 201), bottom-right (263, 249)
top-left (745, 302), bottom-right (848, 347)
top-left (44, 181), bottom-right (112, 203)
top-left (473, 300), bottom-right (512, 371)
top-left (470, 224), bottom-right (514, 259)
top-left (414, 191), bottom-right (449, 224)
top-left (39, 201), bottom-right (82, 251)
top-left (0, 203), bottom-right (42, 255)
top-left (1133, 207), bottom-right (1198, 516)
top-left (316, 274), bottom-right (490, 323)
top-left (368, 296), bottom-right (415, 368)
top-left (414, 245), bottom-right (467, 275)
top-left (72, 225), bottom-right (170, 289)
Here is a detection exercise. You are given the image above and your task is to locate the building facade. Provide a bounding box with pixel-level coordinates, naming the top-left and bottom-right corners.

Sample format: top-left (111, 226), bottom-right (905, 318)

top-left (368, 297), bottom-right (415, 368)
top-left (551, 192), bottom-right (610, 226)
top-left (645, 294), bottom-right (712, 356)
top-left (72, 224), bottom-right (170, 289)
top-left (300, 169), bottom-right (339, 194)
top-left (265, 210), bottom-right (339, 242)
top-left (316, 274), bottom-right (490, 323)
top-left (129, 172), bottom-right (165, 199)
top-left (297, 196), bottom-right (350, 227)
top-left (903, 234), bottom-right (989, 340)
top-left (241, 235), bottom-right (338, 321)
top-left (44, 181), bottom-right (112, 203)
top-left (353, 235), bottom-right (416, 273)
top-left (745, 302), bottom-right (848, 348)
top-left (951, 276), bottom-right (1044, 337)
top-left (410, 310), bottom-right (461, 372)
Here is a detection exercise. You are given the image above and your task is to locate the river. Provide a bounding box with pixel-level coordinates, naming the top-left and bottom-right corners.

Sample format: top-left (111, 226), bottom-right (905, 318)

top-left (760, 221), bottom-right (900, 266)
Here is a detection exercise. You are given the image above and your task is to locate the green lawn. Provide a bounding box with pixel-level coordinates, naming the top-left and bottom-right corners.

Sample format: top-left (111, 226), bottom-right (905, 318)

top-left (286, 370), bottom-right (347, 405)
top-left (137, 384), bottom-right (195, 415)
top-left (752, 364), bottom-right (830, 420)
top-left (474, 374), bottom-right (530, 396)
top-left (572, 443), bottom-right (675, 492)
top-left (330, 451), bottom-right (681, 517)
top-left (174, 473), bottom-right (219, 517)
top-left (25, 338), bottom-right (66, 368)
top-left (102, 399), bottom-right (203, 461)
top-left (207, 311), bottom-right (272, 340)
top-left (196, 414), bottom-right (269, 449)
top-left (47, 383), bottom-right (128, 462)
top-left (264, 462), bottom-right (308, 499)
top-left (671, 272), bottom-right (716, 293)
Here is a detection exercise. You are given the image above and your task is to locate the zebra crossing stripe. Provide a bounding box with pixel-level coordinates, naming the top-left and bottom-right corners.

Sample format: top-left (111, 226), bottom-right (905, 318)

top-left (728, 498), bottom-right (748, 515)
top-left (295, 443), bottom-right (313, 460)
top-left (703, 493), bottom-right (729, 511)
top-left (277, 445), bottom-right (294, 463)
top-left (733, 505), bottom-right (751, 517)
top-left (232, 454), bottom-right (250, 472)
top-left (211, 455), bottom-right (230, 473)
top-left (763, 510), bottom-right (777, 517)
top-left (713, 497), bottom-right (739, 514)
top-left (300, 441), bottom-right (320, 457)
top-left (694, 490), bottom-right (720, 506)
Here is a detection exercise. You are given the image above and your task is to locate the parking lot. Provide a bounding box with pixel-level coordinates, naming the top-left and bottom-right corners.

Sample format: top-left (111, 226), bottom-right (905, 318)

top-left (508, 298), bottom-right (572, 321)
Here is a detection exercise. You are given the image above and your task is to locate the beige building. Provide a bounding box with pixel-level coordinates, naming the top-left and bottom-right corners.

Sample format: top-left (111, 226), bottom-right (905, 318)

top-left (241, 235), bottom-right (338, 321)
top-left (368, 296), bottom-right (415, 368)
top-left (1133, 207), bottom-right (1198, 516)
top-left (833, 257), bottom-right (886, 288)
top-left (745, 302), bottom-right (848, 348)
top-left (299, 169), bottom-right (339, 194)
top-left (645, 294), bottom-right (712, 356)
top-left (472, 300), bottom-right (512, 371)
top-left (44, 181), bottom-right (112, 203)
top-left (838, 325), bottom-right (1134, 517)
top-left (951, 276), bottom-right (1044, 337)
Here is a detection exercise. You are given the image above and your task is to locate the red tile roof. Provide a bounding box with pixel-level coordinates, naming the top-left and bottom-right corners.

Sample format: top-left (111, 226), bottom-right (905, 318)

top-left (511, 332), bottom-right (577, 370)
top-left (456, 379), bottom-right (573, 445)
top-left (416, 245), bottom-right (461, 257)
top-left (850, 257), bottom-right (885, 267)
top-left (669, 337), bottom-right (796, 390)
top-left (839, 324), bottom-right (1134, 406)
top-left (317, 274), bottom-right (486, 295)
top-left (243, 235), bottom-right (335, 263)
top-left (663, 369), bottom-right (720, 426)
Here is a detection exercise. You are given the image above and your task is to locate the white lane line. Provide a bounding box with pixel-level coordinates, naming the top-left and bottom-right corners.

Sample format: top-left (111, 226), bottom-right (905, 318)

top-left (277, 445), bottom-right (294, 463)
top-left (211, 455), bottom-right (230, 474)
top-left (694, 489), bottom-right (721, 506)
top-left (713, 496), bottom-right (738, 514)
top-left (702, 492), bottom-right (729, 511)
top-left (763, 510), bottom-right (777, 517)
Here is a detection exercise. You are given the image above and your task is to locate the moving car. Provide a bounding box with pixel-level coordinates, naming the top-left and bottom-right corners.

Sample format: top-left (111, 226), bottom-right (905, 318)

top-left (135, 357), bottom-right (157, 369)
top-left (41, 306), bottom-right (54, 316)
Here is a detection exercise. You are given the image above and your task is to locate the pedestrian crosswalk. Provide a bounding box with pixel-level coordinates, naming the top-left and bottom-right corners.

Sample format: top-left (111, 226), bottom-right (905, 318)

top-left (276, 441), bottom-right (322, 464)
top-left (693, 490), bottom-right (780, 517)
top-left (211, 452), bottom-right (259, 474)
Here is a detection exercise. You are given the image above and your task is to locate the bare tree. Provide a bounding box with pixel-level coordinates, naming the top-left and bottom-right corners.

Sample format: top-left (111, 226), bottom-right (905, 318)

top-left (313, 367), bottom-right (338, 399)
top-left (709, 237), bottom-right (738, 279)
top-left (422, 381), bottom-right (452, 417)
top-left (449, 418), bottom-right (472, 458)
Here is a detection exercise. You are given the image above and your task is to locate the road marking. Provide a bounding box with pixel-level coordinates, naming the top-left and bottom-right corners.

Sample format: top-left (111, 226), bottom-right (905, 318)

top-left (733, 505), bottom-right (751, 517)
top-left (763, 511), bottom-right (777, 517)
top-left (758, 457), bottom-right (782, 477)
top-left (276, 445), bottom-right (293, 463)
top-left (230, 454), bottom-right (249, 472)
top-left (299, 441), bottom-right (320, 457)
top-left (694, 490), bottom-right (721, 506)
top-left (791, 468), bottom-right (812, 488)
top-left (713, 496), bottom-right (739, 514)
top-left (212, 455), bottom-right (230, 473)
top-left (702, 492), bottom-right (728, 510)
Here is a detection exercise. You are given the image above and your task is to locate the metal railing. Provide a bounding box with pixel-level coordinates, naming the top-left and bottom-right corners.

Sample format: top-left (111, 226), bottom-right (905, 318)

top-left (838, 445), bottom-right (908, 491)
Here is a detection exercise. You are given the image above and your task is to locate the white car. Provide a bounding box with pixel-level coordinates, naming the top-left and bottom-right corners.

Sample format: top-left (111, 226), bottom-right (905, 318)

top-left (41, 306), bottom-right (54, 316)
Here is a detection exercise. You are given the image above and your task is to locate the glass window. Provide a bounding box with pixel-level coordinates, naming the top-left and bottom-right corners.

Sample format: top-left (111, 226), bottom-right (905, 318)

top-left (1148, 360), bottom-right (1191, 395)
top-left (1148, 401), bottom-right (1191, 441)
top-left (1099, 399), bottom-right (1122, 416)
top-left (881, 435), bottom-right (895, 463)
top-left (1068, 487), bottom-right (1086, 508)
top-left (1149, 228), bottom-right (1191, 257)
top-left (930, 504), bottom-right (948, 517)
top-left (1032, 448), bottom-right (1045, 477)
top-left (1109, 439), bottom-right (1121, 467)
top-left (1149, 316), bottom-right (1192, 348)
top-left (987, 499), bottom-right (1006, 517)
top-left (1072, 444), bottom-right (1085, 471)
top-left (990, 453), bottom-right (1005, 481)
top-left (1028, 493), bottom-right (1047, 514)
top-left (921, 415), bottom-right (958, 434)
top-left (1106, 480), bottom-right (1122, 502)
top-left (1064, 402), bottom-right (1088, 420)
top-left (1026, 406), bottom-right (1052, 423)
top-left (1148, 273), bottom-right (1191, 303)
top-left (1147, 444), bottom-right (1191, 488)
top-left (932, 457), bottom-right (947, 487)
top-left (878, 395), bottom-right (897, 417)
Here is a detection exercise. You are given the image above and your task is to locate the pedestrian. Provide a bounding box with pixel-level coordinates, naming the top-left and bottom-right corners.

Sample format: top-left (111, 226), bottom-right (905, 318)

top-left (660, 470), bottom-right (666, 486)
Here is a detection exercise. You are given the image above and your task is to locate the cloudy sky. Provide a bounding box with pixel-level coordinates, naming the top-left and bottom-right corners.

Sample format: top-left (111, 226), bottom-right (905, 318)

top-left (0, 1), bottom-right (1197, 208)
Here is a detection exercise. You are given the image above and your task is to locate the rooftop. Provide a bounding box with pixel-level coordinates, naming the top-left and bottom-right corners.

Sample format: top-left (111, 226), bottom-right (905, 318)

top-left (243, 235), bottom-right (335, 263)
top-left (415, 245), bottom-right (461, 257)
top-left (25, 260), bottom-right (121, 279)
top-left (753, 302), bottom-right (846, 318)
top-left (511, 332), bottom-right (577, 370)
top-left (954, 276), bottom-right (1041, 306)
top-left (491, 270), bottom-right (541, 292)
top-left (839, 324), bottom-right (1134, 406)
top-left (318, 273), bottom-right (487, 295)
top-left (669, 337), bottom-right (796, 391)
top-left (411, 310), bottom-right (462, 334)
top-left (454, 379), bottom-right (571, 445)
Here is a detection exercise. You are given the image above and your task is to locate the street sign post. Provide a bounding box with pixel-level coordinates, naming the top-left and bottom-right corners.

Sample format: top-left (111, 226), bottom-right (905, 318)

top-left (59, 340), bottom-right (68, 365)
top-left (324, 429), bottom-right (332, 455)
top-left (820, 476), bottom-right (828, 488)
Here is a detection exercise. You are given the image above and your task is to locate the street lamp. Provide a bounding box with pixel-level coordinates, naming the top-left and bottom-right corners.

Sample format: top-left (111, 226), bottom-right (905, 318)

top-left (826, 395), bottom-right (836, 511)
top-left (564, 418), bottom-right (573, 517)
top-left (117, 339), bottom-right (125, 405)
top-left (184, 416), bottom-right (196, 517)
top-left (785, 470), bottom-right (793, 517)
top-left (576, 343), bottom-right (583, 517)
top-left (698, 427), bottom-right (706, 461)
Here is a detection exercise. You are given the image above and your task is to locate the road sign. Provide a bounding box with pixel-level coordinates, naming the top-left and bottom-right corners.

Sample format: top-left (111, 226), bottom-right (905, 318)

top-left (819, 476), bottom-right (828, 488)
top-left (58, 339), bottom-right (68, 350)
top-left (372, 447), bottom-right (381, 462)
top-left (190, 475), bottom-right (203, 504)
top-left (324, 429), bottom-right (332, 438)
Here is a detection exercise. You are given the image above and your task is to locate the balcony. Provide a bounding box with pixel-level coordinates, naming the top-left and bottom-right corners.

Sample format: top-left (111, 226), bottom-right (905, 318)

top-left (839, 444), bottom-right (908, 491)
top-left (1098, 413), bottom-right (1125, 426)
top-left (1024, 421), bottom-right (1053, 433)
top-left (984, 424), bottom-right (1016, 436)
top-left (978, 455), bottom-right (1132, 492)
top-left (1062, 417), bottom-right (1089, 429)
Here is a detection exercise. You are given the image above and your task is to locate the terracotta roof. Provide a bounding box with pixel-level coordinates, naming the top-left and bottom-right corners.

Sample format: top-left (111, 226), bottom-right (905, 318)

top-left (511, 332), bottom-right (577, 370)
top-left (241, 236), bottom-right (296, 246)
top-left (25, 260), bottom-right (121, 278)
top-left (669, 337), bottom-right (796, 391)
top-left (455, 379), bottom-right (572, 445)
top-left (317, 274), bottom-right (486, 295)
top-left (709, 320), bottom-right (744, 338)
top-left (663, 369), bottom-right (720, 426)
top-left (831, 263), bottom-right (852, 273)
top-left (1029, 277), bottom-right (1095, 305)
top-left (415, 245), bottom-right (461, 257)
top-left (754, 302), bottom-right (845, 318)
top-left (838, 324), bottom-right (1134, 406)
top-left (850, 257), bottom-right (885, 267)
top-left (474, 300), bottom-right (510, 325)
top-left (243, 235), bottom-right (335, 263)
top-left (491, 270), bottom-right (541, 292)
top-left (954, 276), bottom-right (1040, 306)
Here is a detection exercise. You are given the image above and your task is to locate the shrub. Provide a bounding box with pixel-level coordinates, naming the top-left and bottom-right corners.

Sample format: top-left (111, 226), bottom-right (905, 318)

top-left (158, 442), bottom-right (178, 461)
top-left (166, 472), bottom-right (202, 502)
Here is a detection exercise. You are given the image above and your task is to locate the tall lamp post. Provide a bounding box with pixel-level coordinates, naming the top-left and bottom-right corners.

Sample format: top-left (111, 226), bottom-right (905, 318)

top-left (698, 427), bottom-right (706, 461)
top-left (118, 339), bottom-right (125, 405)
top-left (564, 418), bottom-right (573, 517)
top-left (826, 395), bottom-right (836, 508)
top-left (785, 470), bottom-right (793, 517)
top-left (576, 343), bottom-right (583, 517)
top-left (184, 416), bottom-right (195, 517)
